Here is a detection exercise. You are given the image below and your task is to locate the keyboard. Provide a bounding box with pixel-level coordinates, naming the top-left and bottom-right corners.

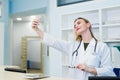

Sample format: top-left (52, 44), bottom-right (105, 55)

top-left (4, 67), bottom-right (27, 73)
top-left (23, 73), bottom-right (49, 79)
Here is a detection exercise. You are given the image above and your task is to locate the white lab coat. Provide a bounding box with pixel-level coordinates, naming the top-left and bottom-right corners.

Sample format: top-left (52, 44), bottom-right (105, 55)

top-left (42, 33), bottom-right (115, 80)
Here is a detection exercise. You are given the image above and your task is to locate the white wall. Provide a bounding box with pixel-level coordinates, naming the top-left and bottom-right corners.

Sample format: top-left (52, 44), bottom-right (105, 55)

top-left (48, 0), bottom-right (62, 77)
top-left (12, 20), bottom-right (50, 76)
top-left (12, 21), bottom-right (37, 66)
top-left (27, 39), bottom-right (41, 69)
top-left (0, 22), bottom-right (4, 65)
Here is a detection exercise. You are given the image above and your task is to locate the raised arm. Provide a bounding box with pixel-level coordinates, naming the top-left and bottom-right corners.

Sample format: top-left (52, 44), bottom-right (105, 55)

top-left (32, 17), bottom-right (44, 39)
top-left (32, 17), bottom-right (71, 54)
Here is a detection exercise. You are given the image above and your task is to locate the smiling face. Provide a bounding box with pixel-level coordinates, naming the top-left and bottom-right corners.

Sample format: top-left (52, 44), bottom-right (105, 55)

top-left (74, 19), bottom-right (90, 35)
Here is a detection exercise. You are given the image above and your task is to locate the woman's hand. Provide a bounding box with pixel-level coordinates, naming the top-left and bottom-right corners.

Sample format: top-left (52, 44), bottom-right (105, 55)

top-left (76, 64), bottom-right (97, 75)
top-left (32, 17), bottom-right (40, 31)
top-left (76, 64), bottom-right (88, 71)
top-left (31, 17), bottom-right (44, 39)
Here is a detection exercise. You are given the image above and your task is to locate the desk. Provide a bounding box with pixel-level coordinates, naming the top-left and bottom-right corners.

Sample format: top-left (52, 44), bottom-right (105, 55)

top-left (0, 66), bottom-right (73, 80)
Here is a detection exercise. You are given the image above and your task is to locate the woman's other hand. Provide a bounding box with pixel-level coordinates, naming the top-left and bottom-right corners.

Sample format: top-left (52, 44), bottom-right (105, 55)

top-left (76, 64), bottom-right (88, 71)
top-left (76, 64), bottom-right (97, 75)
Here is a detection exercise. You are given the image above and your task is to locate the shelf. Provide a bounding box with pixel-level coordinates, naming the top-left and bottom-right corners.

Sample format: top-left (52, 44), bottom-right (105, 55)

top-left (91, 23), bottom-right (99, 27)
top-left (61, 27), bottom-right (73, 30)
top-left (102, 23), bottom-right (120, 27)
top-left (103, 40), bottom-right (120, 43)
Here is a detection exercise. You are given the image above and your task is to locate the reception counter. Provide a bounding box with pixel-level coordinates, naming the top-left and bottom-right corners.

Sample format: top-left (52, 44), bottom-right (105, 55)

top-left (0, 66), bottom-right (73, 80)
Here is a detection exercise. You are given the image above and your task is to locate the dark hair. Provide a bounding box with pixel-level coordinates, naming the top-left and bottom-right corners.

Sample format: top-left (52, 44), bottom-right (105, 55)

top-left (74, 17), bottom-right (97, 41)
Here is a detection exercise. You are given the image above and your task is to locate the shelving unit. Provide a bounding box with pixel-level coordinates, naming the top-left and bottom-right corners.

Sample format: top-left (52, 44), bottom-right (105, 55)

top-left (101, 7), bottom-right (120, 42)
top-left (60, 6), bottom-right (120, 76)
top-left (21, 37), bottom-right (27, 69)
top-left (21, 36), bottom-right (44, 73)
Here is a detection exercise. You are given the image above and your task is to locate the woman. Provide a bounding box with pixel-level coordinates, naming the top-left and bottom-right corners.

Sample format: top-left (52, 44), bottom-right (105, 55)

top-left (32, 17), bottom-right (115, 80)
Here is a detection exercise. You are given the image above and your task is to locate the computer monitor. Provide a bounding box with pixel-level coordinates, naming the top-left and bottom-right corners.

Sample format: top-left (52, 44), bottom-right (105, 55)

top-left (89, 76), bottom-right (120, 80)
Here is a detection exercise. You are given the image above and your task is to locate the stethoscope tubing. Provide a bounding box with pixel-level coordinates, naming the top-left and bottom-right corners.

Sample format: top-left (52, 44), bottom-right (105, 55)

top-left (70, 39), bottom-right (97, 68)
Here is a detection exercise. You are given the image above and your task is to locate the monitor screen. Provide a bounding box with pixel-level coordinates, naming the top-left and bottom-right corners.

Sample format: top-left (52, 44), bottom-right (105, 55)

top-left (57, 0), bottom-right (92, 6)
top-left (89, 76), bottom-right (120, 80)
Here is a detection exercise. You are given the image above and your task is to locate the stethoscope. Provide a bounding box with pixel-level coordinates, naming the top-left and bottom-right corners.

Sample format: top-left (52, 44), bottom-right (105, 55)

top-left (68, 39), bottom-right (97, 68)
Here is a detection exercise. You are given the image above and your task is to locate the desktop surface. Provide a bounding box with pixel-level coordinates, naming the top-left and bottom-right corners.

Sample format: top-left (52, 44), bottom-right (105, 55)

top-left (0, 66), bottom-right (74, 80)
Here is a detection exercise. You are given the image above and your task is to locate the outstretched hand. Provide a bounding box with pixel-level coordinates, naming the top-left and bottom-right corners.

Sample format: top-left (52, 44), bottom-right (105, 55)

top-left (31, 17), bottom-right (44, 39)
top-left (32, 17), bottom-right (40, 31)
